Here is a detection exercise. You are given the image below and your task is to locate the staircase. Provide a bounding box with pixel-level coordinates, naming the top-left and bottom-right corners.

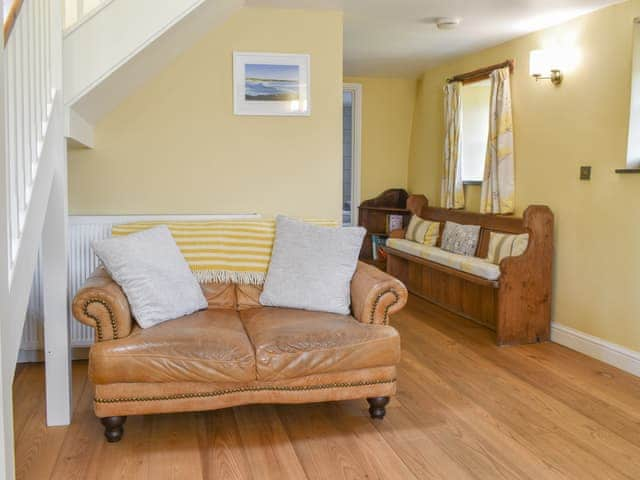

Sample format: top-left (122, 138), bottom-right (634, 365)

top-left (1, 0), bottom-right (69, 477)
top-left (63, 0), bottom-right (242, 144)
top-left (0, 0), bottom-right (243, 477)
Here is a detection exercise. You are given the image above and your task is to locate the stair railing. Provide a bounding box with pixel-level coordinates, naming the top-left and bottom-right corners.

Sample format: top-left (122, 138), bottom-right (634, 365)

top-left (4, 0), bottom-right (56, 278)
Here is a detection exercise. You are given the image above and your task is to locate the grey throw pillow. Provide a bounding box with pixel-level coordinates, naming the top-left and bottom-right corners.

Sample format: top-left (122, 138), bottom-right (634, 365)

top-left (441, 221), bottom-right (481, 256)
top-left (259, 215), bottom-right (366, 315)
top-left (92, 226), bottom-right (207, 329)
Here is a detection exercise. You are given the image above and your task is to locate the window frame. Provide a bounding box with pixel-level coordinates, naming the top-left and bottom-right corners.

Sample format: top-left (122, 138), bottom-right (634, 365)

top-left (342, 83), bottom-right (362, 226)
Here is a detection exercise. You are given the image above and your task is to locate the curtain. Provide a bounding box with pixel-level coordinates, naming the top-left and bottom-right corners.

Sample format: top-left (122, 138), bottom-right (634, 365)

top-left (480, 67), bottom-right (515, 214)
top-left (441, 81), bottom-right (465, 209)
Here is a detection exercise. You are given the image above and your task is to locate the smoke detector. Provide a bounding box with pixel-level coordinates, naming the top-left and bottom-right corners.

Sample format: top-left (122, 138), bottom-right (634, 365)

top-left (436, 17), bottom-right (461, 30)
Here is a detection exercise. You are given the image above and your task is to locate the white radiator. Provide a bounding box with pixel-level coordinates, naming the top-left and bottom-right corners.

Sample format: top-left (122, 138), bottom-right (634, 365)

top-left (20, 213), bottom-right (259, 356)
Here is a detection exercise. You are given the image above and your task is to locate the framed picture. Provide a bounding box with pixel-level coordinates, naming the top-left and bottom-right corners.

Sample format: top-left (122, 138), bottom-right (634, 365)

top-left (233, 52), bottom-right (311, 116)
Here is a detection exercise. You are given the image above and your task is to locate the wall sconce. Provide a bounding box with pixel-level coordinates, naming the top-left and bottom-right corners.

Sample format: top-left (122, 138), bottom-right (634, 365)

top-left (529, 49), bottom-right (563, 85)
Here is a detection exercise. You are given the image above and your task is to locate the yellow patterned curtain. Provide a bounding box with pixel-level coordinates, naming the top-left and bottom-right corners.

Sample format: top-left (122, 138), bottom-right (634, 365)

top-left (441, 81), bottom-right (465, 209)
top-left (480, 67), bottom-right (515, 214)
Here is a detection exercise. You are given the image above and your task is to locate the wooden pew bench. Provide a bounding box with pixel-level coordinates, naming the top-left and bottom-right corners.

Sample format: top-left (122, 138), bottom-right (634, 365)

top-left (384, 196), bottom-right (554, 345)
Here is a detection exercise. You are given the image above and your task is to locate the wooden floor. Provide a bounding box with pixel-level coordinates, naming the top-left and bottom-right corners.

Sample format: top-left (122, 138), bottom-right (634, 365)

top-left (13, 295), bottom-right (640, 480)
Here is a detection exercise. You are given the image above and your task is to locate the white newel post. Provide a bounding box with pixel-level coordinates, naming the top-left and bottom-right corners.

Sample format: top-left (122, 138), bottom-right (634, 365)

top-left (0, 0), bottom-right (17, 476)
top-left (42, 165), bottom-right (71, 426)
top-left (42, 0), bottom-right (72, 427)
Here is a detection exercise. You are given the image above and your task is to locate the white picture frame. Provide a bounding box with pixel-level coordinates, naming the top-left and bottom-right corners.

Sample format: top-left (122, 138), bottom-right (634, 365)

top-left (233, 52), bottom-right (311, 116)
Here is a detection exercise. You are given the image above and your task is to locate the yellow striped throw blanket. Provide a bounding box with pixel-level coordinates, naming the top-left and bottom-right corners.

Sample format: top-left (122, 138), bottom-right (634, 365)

top-left (111, 219), bottom-right (336, 285)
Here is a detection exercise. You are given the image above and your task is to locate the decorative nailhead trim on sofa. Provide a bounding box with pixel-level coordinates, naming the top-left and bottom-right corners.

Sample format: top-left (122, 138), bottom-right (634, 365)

top-left (82, 298), bottom-right (118, 341)
top-left (369, 289), bottom-right (400, 325)
top-left (94, 378), bottom-right (396, 404)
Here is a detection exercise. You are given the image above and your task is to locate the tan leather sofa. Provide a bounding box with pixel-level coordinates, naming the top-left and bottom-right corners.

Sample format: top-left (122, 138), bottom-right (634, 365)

top-left (73, 261), bottom-right (408, 442)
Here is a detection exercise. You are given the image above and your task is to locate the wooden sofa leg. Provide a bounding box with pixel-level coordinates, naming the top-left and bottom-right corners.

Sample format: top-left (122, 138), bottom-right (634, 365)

top-left (101, 416), bottom-right (127, 442)
top-left (367, 397), bottom-right (389, 419)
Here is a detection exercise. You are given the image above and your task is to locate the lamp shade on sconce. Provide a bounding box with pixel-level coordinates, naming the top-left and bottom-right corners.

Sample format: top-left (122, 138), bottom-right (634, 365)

top-left (529, 50), bottom-right (547, 77)
top-left (529, 49), bottom-right (561, 76)
top-left (529, 49), bottom-right (563, 85)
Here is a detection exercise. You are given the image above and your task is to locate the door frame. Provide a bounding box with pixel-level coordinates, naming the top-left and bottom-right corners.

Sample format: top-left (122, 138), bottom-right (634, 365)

top-left (343, 82), bottom-right (362, 226)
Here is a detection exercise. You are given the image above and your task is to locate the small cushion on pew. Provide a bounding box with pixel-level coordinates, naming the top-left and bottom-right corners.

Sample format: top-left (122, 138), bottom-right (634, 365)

top-left (486, 232), bottom-right (529, 265)
top-left (405, 215), bottom-right (439, 246)
top-left (441, 221), bottom-right (481, 256)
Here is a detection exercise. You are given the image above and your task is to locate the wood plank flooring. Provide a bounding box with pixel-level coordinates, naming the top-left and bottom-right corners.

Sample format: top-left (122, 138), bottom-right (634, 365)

top-left (13, 295), bottom-right (640, 479)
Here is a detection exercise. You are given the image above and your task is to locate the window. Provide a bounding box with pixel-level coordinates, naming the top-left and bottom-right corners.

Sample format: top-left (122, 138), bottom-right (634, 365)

top-left (342, 84), bottom-right (362, 226)
top-left (625, 18), bottom-right (640, 171)
top-left (343, 90), bottom-right (354, 225)
top-left (461, 80), bottom-right (491, 183)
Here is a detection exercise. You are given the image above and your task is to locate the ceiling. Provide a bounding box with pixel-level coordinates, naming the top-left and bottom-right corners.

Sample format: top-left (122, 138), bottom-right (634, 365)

top-left (248, 0), bottom-right (623, 77)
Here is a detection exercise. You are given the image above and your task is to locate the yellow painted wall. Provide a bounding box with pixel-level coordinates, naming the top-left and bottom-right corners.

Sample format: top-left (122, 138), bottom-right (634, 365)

top-left (344, 76), bottom-right (416, 201)
top-left (68, 8), bottom-right (343, 221)
top-left (408, 1), bottom-right (640, 351)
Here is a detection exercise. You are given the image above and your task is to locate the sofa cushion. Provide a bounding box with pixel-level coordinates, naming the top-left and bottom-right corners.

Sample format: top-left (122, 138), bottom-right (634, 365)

top-left (89, 309), bottom-right (256, 384)
top-left (91, 225), bottom-right (207, 329)
top-left (386, 238), bottom-right (500, 281)
top-left (240, 307), bottom-right (401, 381)
top-left (259, 216), bottom-right (365, 315)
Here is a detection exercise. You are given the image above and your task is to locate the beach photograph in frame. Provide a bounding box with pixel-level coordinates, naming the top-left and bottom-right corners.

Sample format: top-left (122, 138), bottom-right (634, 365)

top-left (233, 52), bottom-right (311, 116)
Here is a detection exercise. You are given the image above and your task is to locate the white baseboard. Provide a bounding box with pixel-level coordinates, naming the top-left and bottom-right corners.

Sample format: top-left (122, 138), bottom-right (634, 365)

top-left (551, 323), bottom-right (640, 377)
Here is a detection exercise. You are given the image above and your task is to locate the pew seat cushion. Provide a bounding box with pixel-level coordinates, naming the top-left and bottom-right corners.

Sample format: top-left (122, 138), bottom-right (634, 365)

top-left (386, 238), bottom-right (500, 281)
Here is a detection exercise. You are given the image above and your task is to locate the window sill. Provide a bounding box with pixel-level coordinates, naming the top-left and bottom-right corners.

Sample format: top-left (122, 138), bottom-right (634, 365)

top-left (615, 168), bottom-right (640, 174)
top-left (463, 180), bottom-right (482, 186)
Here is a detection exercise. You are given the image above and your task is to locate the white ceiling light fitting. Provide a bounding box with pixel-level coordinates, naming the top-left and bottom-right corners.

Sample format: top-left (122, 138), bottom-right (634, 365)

top-left (436, 17), bottom-right (461, 30)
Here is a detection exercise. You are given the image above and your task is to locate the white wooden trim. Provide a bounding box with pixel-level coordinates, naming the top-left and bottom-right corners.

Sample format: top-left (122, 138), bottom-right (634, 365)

top-left (551, 323), bottom-right (640, 377)
top-left (43, 0), bottom-right (71, 427)
top-left (343, 83), bottom-right (362, 226)
top-left (69, 213), bottom-right (260, 225)
top-left (64, 0), bottom-right (212, 107)
top-left (65, 108), bottom-right (94, 148)
top-left (42, 168), bottom-right (71, 426)
top-left (0, 0), bottom-right (14, 475)
top-left (63, 0), bottom-right (115, 36)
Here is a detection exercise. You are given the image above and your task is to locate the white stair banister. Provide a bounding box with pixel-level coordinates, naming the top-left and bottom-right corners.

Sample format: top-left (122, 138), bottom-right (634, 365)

top-left (5, 0), bottom-right (55, 277)
top-left (1, 0), bottom-right (14, 475)
top-left (2, 0), bottom-right (70, 476)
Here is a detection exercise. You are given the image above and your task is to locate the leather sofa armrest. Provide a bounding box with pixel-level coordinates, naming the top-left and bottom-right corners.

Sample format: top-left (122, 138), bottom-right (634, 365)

top-left (351, 261), bottom-right (408, 325)
top-left (72, 267), bottom-right (133, 342)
